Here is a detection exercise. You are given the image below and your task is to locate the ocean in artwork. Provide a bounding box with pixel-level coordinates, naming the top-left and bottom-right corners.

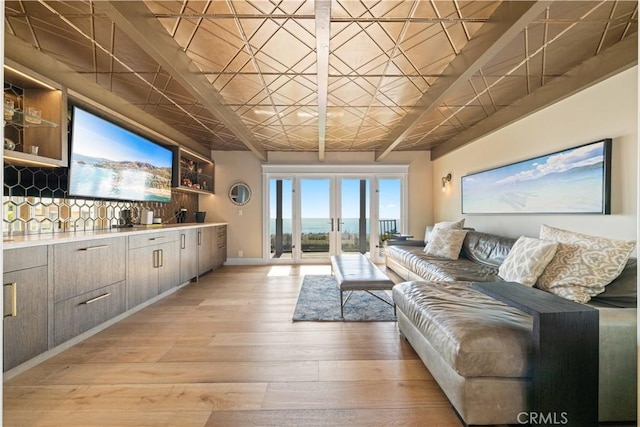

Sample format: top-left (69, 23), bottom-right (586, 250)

top-left (462, 142), bottom-right (607, 214)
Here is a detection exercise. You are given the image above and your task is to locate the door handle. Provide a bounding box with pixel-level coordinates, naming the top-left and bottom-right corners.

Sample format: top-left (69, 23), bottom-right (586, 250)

top-left (4, 282), bottom-right (17, 318)
top-left (337, 218), bottom-right (341, 232)
top-left (329, 218), bottom-right (334, 232)
top-left (181, 234), bottom-right (186, 249)
top-left (82, 292), bottom-right (111, 305)
top-left (80, 244), bottom-right (109, 251)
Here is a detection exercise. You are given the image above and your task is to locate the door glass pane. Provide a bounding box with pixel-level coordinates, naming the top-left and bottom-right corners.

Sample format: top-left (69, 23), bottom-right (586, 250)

top-left (301, 178), bottom-right (330, 258)
top-left (341, 179), bottom-right (369, 254)
top-left (269, 178), bottom-right (292, 259)
top-left (378, 178), bottom-right (401, 256)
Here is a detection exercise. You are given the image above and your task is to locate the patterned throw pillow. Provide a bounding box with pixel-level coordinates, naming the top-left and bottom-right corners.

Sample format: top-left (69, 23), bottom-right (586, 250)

top-left (498, 236), bottom-right (558, 286)
top-left (536, 225), bottom-right (636, 303)
top-left (424, 228), bottom-right (468, 260)
top-left (424, 219), bottom-right (465, 244)
top-left (432, 219), bottom-right (465, 232)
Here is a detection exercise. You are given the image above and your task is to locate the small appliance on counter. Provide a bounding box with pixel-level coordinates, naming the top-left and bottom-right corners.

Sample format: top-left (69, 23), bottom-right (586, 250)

top-left (140, 208), bottom-right (154, 225)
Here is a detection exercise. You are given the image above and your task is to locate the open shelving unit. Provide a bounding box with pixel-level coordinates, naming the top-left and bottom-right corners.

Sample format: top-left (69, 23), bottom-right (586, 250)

top-left (3, 61), bottom-right (67, 168)
top-left (173, 148), bottom-right (214, 195)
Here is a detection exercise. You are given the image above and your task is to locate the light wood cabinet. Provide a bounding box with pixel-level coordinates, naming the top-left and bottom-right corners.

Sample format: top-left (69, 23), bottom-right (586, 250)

top-left (52, 237), bottom-right (126, 347)
top-left (128, 231), bottom-right (180, 308)
top-left (3, 246), bottom-right (49, 371)
top-left (215, 225), bottom-right (227, 269)
top-left (54, 281), bottom-right (126, 346)
top-left (53, 237), bottom-right (126, 302)
top-left (3, 224), bottom-right (226, 372)
top-left (197, 227), bottom-right (215, 276)
top-left (179, 229), bottom-right (198, 283)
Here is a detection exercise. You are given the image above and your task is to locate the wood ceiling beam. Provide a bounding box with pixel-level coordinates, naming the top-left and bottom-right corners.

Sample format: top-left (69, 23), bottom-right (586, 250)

top-left (95, 1), bottom-right (268, 161)
top-left (315, 0), bottom-right (331, 161)
top-left (3, 33), bottom-right (209, 157)
top-left (431, 36), bottom-right (637, 160)
top-left (375, 1), bottom-right (551, 161)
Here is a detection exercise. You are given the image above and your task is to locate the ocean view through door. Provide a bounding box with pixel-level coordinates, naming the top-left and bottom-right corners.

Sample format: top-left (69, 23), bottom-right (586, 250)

top-left (264, 165), bottom-right (408, 264)
top-left (300, 178), bottom-right (332, 259)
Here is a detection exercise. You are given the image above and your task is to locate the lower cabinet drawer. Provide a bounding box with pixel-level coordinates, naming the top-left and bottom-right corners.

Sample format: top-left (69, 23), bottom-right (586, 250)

top-left (54, 281), bottom-right (126, 346)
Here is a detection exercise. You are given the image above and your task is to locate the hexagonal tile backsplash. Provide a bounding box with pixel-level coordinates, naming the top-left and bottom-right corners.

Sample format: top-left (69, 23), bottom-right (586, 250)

top-left (3, 164), bottom-right (199, 236)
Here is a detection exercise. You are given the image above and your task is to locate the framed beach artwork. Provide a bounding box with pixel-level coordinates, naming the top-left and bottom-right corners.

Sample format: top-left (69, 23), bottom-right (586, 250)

top-left (461, 139), bottom-right (612, 214)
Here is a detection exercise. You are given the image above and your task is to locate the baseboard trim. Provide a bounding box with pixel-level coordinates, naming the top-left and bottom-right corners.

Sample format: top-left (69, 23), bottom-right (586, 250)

top-left (224, 257), bottom-right (266, 265)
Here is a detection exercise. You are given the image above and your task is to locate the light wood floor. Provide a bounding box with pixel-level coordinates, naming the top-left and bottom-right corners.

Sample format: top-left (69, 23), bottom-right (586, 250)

top-left (3, 264), bottom-right (464, 427)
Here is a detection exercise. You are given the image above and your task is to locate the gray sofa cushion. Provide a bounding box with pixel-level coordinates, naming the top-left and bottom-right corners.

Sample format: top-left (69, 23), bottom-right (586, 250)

top-left (385, 245), bottom-right (501, 282)
top-left (462, 231), bottom-right (516, 267)
top-left (393, 281), bottom-right (533, 378)
top-left (591, 258), bottom-right (637, 308)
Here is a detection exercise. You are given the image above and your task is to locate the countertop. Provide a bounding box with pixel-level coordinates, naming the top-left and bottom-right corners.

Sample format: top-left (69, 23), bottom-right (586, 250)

top-left (3, 222), bottom-right (228, 249)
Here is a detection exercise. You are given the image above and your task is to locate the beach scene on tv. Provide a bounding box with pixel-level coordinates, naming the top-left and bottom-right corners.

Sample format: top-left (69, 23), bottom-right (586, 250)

top-left (69, 108), bottom-right (173, 203)
top-left (462, 141), bottom-right (607, 214)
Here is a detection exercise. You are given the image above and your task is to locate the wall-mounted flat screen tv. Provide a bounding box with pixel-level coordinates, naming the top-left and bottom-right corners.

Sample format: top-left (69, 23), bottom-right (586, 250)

top-left (68, 106), bottom-right (174, 203)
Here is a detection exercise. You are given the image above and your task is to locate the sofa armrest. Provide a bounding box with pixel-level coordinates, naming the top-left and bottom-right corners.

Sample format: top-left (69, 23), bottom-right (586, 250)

top-left (385, 239), bottom-right (425, 247)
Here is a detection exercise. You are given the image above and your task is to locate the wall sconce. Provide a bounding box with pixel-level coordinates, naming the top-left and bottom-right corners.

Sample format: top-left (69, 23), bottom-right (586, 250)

top-left (441, 173), bottom-right (452, 193)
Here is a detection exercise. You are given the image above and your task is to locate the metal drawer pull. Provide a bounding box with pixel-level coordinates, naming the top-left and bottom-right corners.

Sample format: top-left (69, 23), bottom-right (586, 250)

top-left (80, 245), bottom-right (110, 251)
top-left (82, 293), bottom-right (112, 305)
top-left (158, 249), bottom-right (164, 267)
top-left (149, 236), bottom-right (166, 241)
top-left (4, 282), bottom-right (17, 318)
top-left (181, 234), bottom-right (186, 249)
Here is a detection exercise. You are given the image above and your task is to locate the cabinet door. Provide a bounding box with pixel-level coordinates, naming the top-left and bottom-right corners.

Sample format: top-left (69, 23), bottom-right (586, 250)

top-left (158, 239), bottom-right (181, 294)
top-left (127, 245), bottom-right (158, 308)
top-left (179, 229), bottom-right (198, 283)
top-left (197, 227), bottom-right (215, 276)
top-left (3, 266), bottom-right (49, 371)
top-left (53, 237), bottom-right (126, 302)
top-left (54, 281), bottom-right (126, 346)
top-left (216, 225), bottom-right (227, 268)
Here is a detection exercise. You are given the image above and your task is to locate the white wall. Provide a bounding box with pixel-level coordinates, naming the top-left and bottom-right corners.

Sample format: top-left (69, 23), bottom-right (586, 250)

top-left (200, 151), bottom-right (433, 262)
top-left (199, 151), bottom-right (264, 260)
top-left (433, 66), bottom-right (638, 244)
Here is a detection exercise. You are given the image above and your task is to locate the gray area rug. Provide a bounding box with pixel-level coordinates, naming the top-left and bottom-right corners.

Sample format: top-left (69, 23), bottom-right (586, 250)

top-left (292, 275), bottom-right (396, 322)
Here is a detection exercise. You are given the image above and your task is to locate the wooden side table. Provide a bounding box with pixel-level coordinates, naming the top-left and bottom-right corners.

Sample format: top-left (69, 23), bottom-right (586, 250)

top-left (471, 281), bottom-right (599, 427)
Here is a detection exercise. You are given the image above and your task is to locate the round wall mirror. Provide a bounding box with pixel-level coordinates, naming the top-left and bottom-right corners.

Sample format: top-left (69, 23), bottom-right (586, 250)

top-left (229, 182), bottom-right (251, 206)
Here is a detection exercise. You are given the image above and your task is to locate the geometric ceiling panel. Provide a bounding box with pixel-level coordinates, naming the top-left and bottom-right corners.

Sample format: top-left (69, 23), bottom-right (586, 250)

top-left (4, 0), bottom-right (637, 160)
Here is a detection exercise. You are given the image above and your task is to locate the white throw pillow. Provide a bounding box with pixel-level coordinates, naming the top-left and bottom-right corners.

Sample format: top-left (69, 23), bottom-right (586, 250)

top-left (432, 219), bottom-right (465, 232)
top-left (498, 236), bottom-right (558, 286)
top-left (424, 228), bottom-right (468, 260)
top-left (424, 219), bottom-right (465, 244)
top-left (536, 225), bottom-right (636, 303)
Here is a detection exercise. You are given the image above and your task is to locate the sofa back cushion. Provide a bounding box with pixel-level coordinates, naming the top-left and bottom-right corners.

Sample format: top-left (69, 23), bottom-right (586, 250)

top-left (462, 231), bottom-right (517, 268)
top-left (590, 258), bottom-right (637, 308)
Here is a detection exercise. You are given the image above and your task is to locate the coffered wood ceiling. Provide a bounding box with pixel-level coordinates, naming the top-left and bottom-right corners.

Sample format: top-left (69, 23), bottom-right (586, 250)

top-left (4, 1), bottom-right (638, 160)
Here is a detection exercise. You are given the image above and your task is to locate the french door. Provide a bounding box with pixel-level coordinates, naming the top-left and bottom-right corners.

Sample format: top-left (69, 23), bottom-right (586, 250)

top-left (297, 176), bottom-right (371, 260)
top-left (263, 164), bottom-right (408, 264)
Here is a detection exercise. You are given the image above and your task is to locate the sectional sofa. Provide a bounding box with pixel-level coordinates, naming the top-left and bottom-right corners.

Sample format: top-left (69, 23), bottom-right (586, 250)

top-left (386, 227), bottom-right (637, 425)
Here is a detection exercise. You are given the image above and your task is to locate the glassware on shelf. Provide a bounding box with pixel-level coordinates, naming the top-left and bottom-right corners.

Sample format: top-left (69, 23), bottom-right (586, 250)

top-left (25, 107), bottom-right (42, 124)
top-left (4, 97), bottom-right (15, 121)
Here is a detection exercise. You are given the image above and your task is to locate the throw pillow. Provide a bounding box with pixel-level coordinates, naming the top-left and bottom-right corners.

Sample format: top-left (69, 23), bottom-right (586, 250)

top-left (536, 225), bottom-right (636, 303)
top-left (498, 236), bottom-right (558, 286)
top-left (424, 219), bottom-right (465, 246)
top-left (432, 219), bottom-right (465, 232)
top-left (424, 228), bottom-right (468, 260)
